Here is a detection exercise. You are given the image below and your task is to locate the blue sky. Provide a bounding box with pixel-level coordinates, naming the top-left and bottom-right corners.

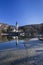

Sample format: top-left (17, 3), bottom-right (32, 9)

top-left (0, 0), bottom-right (43, 26)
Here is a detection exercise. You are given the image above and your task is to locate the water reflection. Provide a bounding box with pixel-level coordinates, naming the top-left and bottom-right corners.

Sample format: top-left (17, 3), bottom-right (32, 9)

top-left (0, 36), bottom-right (43, 65)
top-left (0, 36), bottom-right (13, 42)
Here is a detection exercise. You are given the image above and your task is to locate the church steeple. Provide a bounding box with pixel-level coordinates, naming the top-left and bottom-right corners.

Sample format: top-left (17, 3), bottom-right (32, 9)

top-left (16, 21), bottom-right (18, 32)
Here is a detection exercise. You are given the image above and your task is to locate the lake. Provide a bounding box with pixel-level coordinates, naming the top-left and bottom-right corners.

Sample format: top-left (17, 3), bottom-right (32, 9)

top-left (0, 36), bottom-right (43, 65)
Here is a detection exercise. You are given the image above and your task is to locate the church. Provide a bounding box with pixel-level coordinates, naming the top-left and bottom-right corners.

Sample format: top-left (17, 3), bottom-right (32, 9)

top-left (13, 22), bottom-right (18, 32)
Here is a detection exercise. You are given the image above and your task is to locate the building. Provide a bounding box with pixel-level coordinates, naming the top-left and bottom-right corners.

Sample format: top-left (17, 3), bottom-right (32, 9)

top-left (13, 22), bottom-right (18, 32)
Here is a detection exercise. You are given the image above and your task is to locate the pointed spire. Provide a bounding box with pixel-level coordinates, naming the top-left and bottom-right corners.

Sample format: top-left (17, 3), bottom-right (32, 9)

top-left (16, 21), bottom-right (18, 25)
top-left (16, 21), bottom-right (18, 32)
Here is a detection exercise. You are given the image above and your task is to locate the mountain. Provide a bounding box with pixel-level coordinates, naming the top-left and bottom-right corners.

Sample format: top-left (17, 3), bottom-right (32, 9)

top-left (19, 23), bottom-right (43, 32)
top-left (19, 23), bottom-right (43, 37)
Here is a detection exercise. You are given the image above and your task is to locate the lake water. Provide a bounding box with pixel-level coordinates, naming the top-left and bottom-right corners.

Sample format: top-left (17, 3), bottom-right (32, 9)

top-left (0, 36), bottom-right (43, 65)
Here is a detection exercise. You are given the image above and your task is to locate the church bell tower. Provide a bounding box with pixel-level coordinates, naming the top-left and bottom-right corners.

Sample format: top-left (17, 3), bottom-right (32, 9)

top-left (16, 21), bottom-right (18, 32)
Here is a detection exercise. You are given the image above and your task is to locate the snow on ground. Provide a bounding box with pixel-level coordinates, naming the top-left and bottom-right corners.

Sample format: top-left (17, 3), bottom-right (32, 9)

top-left (29, 38), bottom-right (39, 41)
